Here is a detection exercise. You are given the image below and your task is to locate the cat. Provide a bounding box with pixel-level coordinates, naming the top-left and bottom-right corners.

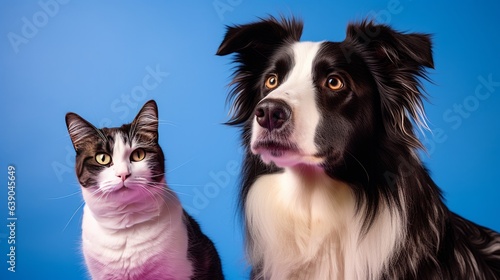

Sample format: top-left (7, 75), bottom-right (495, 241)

top-left (65, 100), bottom-right (224, 280)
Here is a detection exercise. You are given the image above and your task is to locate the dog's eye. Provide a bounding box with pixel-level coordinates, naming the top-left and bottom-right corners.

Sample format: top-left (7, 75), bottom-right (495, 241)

top-left (95, 153), bottom-right (112, 165)
top-left (326, 75), bottom-right (344, 91)
top-left (265, 74), bottom-right (279, 89)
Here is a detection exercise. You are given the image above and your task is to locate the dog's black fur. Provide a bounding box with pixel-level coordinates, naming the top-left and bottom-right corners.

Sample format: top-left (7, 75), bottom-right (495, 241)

top-left (217, 17), bottom-right (500, 279)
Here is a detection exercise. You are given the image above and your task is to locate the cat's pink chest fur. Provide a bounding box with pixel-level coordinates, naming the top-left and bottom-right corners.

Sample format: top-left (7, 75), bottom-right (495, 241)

top-left (81, 204), bottom-right (193, 280)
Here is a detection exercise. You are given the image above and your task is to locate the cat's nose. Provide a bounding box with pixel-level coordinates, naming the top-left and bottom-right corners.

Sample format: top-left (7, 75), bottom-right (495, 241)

top-left (115, 166), bottom-right (131, 181)
top-left (117, 172), bottom-right (130, 181)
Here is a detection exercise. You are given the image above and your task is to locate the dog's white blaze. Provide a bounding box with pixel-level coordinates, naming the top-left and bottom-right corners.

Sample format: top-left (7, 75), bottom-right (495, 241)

top-left (252, 42), bottom-right (322, 166)
top-left (247, 167), bottom-right (402, 279)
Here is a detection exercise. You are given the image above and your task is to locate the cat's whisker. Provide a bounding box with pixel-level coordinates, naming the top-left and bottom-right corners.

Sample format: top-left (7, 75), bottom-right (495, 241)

top-left (144, 182), bottom-right (179, 194)
top-left (167, 183), bottom-right (204, 188)
top-left (165, 185), bottom-right (201, 196)
top-left (47, 190), bottom-right (82, 200)
top-left (167, 159), bottom-right (195, 174)
top-left (103, 190), bottom-right (113, 202)
top-left (90, 188), bottom-right (103, 198)
top-left (140, 181), bottom-right (192, 197)
top-left (138, 186), bottom-right (157, 205)
top-left (62, 201), bottom-right (85, 232)
top-left (158, 119), bottom-right (177, 127)
top-left (92, 189), bottom-right (109, 204)
top-left (159, 190), bottom-right (178, 225)
top-left (148, 173), bottom-right (167, 179)
top-left (137, 185), bottom-right (169, 222)
top-left (142, 184), bottom-right (165, 190)
top-left (167, 188), bottom-right (191, 197)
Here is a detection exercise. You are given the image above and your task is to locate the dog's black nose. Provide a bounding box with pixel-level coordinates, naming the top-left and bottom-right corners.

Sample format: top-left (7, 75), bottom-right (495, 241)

top-left (255, 99), bottom-right (291, 131)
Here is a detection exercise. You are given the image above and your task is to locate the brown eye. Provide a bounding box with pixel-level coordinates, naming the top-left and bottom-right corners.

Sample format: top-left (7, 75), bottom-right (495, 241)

top-left (326, 75), bottom-right (344, 91)
top-left (95, 153), bottom-right (111, 165)
top-left (265, 74), bottom-right (279, 89)
top-left (131, 148), bottom-right (146, 162)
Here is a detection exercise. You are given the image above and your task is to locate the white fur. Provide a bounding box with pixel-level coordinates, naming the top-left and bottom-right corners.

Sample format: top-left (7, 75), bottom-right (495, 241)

top-left (251, 42), bottom-right (323, 167)
top-left (81, 132), bottom-right (193, 280)
top-left (246, 166), bottom-right (402, 280)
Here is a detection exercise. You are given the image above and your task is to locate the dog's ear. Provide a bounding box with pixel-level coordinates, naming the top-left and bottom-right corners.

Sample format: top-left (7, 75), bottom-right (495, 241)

top-left (216, 17), bottom-right (303, 127)
top-left (344, 21), bottom-right (434, 150)
top-left (216, 16), bottom-right (303, 56)
top-left (344, 21), bottom-right (433, 69)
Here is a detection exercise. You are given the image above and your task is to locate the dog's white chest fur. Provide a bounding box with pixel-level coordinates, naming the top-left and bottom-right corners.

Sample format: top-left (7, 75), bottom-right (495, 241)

top-left (246, 167), bottom-right (402, 280)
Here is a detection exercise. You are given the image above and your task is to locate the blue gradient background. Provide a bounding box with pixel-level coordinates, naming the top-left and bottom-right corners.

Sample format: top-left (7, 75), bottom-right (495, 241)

top-left (0, 1), bottom-right (499, 279)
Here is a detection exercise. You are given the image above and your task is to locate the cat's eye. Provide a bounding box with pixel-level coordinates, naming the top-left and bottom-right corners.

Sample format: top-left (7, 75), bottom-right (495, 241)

top-left (131, 148), bottom-right (146, 162)
top-left (326, 75), bottom-right (344, 91)
top-left (265, 74), bottom-right (279, 89)
top-left (95, 153), bottom-right (111, 165)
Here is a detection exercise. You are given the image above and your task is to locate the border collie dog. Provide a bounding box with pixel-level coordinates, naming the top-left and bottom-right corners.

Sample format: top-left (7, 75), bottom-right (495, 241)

top-left (216, 17), bottom-right (500, 279)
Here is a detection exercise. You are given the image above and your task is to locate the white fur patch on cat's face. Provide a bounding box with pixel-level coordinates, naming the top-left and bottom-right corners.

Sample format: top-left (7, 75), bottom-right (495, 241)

top-left (95, 132), bottom-right (151, 193)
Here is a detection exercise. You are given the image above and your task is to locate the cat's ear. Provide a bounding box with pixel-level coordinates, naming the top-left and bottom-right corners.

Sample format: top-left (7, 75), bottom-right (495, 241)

top-left (65, 113), bottom-right (100, 153)
top-left (131, 100), bottom-right (159, 142)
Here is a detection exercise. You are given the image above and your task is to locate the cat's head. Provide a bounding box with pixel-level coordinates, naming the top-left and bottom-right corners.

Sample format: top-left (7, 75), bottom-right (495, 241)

top-left (65, 100), bottom-right (165, 201)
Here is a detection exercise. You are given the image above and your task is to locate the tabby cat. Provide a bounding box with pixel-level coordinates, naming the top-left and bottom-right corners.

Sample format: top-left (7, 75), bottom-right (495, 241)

top-left (65, 100), bottom-right (224, 280)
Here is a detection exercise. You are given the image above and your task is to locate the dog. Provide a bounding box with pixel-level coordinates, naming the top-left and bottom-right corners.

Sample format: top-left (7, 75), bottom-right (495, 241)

top-left (216, 17), bottom-right (500, 279)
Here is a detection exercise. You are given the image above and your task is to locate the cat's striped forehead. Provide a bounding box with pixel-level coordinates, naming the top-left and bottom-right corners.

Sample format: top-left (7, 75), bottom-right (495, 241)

top-left (99, 126), bottom-right (135, 153)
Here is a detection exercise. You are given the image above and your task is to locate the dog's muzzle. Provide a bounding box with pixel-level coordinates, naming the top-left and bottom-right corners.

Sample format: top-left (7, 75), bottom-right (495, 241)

top-left (254, 99), bottom-right (292, 131)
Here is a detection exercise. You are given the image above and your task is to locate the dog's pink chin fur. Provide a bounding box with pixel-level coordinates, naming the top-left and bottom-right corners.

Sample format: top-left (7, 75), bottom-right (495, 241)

top-left (255, 148), bottom-right (325, 168)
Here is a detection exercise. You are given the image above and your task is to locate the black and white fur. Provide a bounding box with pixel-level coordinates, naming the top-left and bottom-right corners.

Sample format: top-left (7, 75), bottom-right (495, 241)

top-left (216, 17), bottom-right (500, 279)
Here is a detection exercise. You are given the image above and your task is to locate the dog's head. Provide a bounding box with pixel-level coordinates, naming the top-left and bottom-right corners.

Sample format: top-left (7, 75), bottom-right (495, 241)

top-left (217, 17), bottom-right (433, 179)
